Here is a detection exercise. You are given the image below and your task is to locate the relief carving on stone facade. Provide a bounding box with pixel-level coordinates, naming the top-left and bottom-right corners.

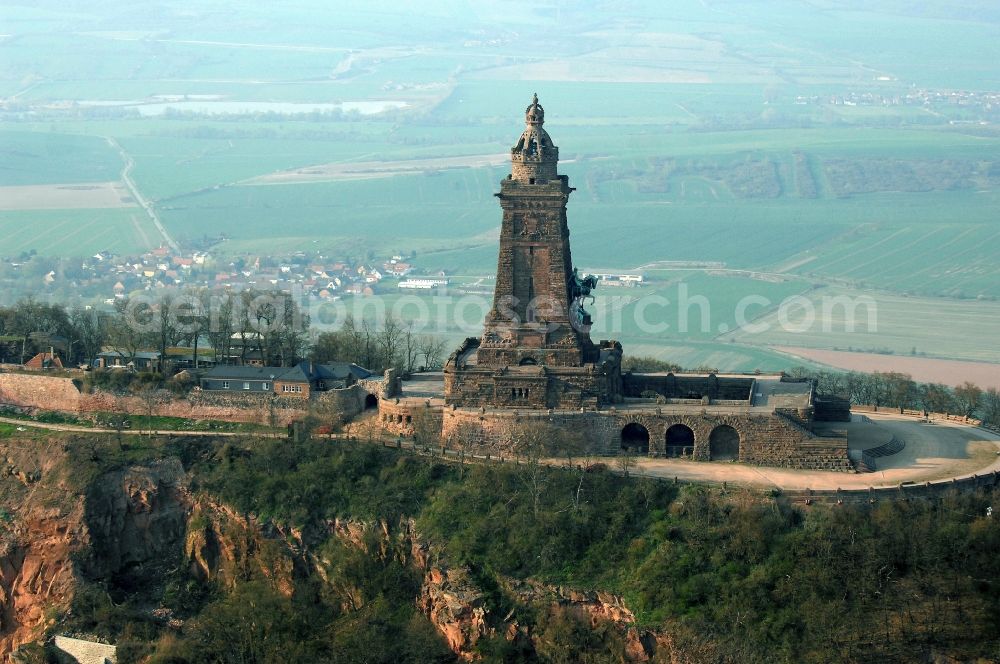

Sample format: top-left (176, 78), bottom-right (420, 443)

top-left (482, 330), bottom-right (516, 347)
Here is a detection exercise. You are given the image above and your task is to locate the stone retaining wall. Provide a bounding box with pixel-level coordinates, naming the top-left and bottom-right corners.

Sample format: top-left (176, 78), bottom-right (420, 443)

top-left (0, 372), bottom-right (83, 411)
top-left (0, 371), bottom-right (385, 427)
top-left (428, 405), bottom-right (852, 471)
top-left (80, 389), bottom-right (311, 426)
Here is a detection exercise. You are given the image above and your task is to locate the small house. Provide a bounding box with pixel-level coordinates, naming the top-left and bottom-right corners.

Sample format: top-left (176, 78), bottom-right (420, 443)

top-left (200, 365), bottom-right (281, 393)
top-left (94, 350), bottom-right (162, 372)
top-left (24, 351), bottom-right (64, 370)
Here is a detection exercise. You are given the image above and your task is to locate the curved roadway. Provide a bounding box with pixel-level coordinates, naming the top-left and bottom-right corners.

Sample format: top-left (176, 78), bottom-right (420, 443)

top-left (6, 412), bottom-right (998, 491)
top-left (631, 413), bottom-right (1000, 490)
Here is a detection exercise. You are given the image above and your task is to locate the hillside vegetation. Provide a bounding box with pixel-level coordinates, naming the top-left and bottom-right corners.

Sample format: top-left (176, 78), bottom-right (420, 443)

top-left (4, 433), bottom-right (998, 663)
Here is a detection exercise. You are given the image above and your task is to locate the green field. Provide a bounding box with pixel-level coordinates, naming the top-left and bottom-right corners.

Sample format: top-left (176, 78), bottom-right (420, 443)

top-left (724, 286), bottom-right (1000, 364)
top-left (2, 0), bottom-right (999, 369)
top-left (319, 271), bottom-right (823, 371)
top-left (0, 208), bottom-right (158, 256)
top-left (0, 131), bottom-right (122, 185)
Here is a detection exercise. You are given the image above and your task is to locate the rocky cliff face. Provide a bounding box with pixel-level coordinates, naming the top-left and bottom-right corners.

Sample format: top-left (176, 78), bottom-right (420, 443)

top-left (1, 441), bottom-right (82, 657)
top-left (183, 500), bottom-right (298, 598)
top-left (0, 507), bottom-right (80, 657)
top-left (80, 459), bottom-right (190, 581)
top-left (1, 439), bottom-right (679, 662)
top-left (0, 441), bottom-right (196, 660)
top-left (324, 516), bottom-right (681, 662)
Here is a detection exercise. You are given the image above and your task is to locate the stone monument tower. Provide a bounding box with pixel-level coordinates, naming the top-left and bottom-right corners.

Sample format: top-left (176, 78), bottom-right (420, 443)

top-left (444, 95), bottom-right (623, 409)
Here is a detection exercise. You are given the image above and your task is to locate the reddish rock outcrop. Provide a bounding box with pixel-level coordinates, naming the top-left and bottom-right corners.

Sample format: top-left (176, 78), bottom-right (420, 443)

top-left (0, 509), bottom-right (80, 656)
top-left (418, 565), bottom-right (492, 659)
top-left (324, 516), bottom-right (680, 662)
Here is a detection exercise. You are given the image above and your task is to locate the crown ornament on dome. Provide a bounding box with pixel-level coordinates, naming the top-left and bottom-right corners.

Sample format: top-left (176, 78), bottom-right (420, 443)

top-left (525, 93), bottom-right (544, 125)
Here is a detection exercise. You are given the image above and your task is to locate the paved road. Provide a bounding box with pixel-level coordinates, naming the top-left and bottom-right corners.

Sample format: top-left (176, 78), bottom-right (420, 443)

top-left (629, 413), bottom-right (1000, 490)
top-left (105, 136), bottom-right (179, 252)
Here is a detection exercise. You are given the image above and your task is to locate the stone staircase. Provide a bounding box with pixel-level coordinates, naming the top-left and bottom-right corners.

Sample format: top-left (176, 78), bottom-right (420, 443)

top-left (851, 436), bottom-right (905, 473)
top-left (770, 411), bottom-right (854, 471)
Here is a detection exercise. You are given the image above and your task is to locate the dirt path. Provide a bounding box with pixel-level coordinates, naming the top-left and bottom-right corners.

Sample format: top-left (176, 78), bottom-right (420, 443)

top-left (0, 416), bottom-right (278, 438)
top-left (7, 412), bottom-right (998, 492)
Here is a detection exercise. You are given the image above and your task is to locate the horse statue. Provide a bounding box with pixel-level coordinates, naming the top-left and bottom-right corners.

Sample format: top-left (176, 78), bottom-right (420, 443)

top-left (569, 268), bottom-right (599, 306)
top-left (579, 274), bottom-right (598, 305)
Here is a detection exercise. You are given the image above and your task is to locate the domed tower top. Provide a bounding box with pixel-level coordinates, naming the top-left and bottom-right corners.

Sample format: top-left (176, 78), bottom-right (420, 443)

top-left (525, 92), bottom-right (544, 125)
top-left (511, 93), bottom-right (559, 184)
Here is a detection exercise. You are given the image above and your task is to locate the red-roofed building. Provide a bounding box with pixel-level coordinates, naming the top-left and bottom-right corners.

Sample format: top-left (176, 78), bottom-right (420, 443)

top-left (24, 352), bottom-right (64, 370)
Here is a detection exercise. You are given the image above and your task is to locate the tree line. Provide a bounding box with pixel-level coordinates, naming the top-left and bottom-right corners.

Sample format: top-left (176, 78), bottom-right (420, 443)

top-left (788, 366), bottom-right (1000, 427)
top-left (0, 296), bottom-right (449, 375)
top-left (309, 314), bottom-right (449, 373)
top-left (0, 291), bottom-right (307, 369)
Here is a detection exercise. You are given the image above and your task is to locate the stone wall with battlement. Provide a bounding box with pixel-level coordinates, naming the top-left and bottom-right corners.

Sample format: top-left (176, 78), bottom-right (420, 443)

top-left (379, 398), bottom-right (442, 438)
top-left (623, 374), bottom-right (754, 401)
top-left (0, 371), bottom-right (385, 427)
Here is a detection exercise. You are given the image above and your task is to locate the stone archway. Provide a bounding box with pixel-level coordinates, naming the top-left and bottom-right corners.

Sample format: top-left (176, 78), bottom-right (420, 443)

top-left (709, 425), bottom-right (740, 461)
top-left (621, 423), bottom-right (650, 454)
top-left (665, 424), bottom-right (695, 457)
top-left (364, 393), bottom-right (379, 410)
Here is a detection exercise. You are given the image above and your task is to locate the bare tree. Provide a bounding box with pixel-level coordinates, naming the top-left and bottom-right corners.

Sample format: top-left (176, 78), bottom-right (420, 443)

top-left (400, 320), bottom-right (420, 374)
top-left (133, 383), bottom-right (164, 435)
top-left (155, 292), bottom-right (178, 373)
top-left (499, 419), bottom-right (562, 518)
top-left (559, 432), bottom-right (593, 513)
top-left (105, 411), bottom-right (131, 450)
top-left (982, 388), bottom-right (1000, 427)
top-left (207, 291), bottom-right (235, 364)
top-left (885, 372), bottom-right (918, 410)
top-left (616, 445), bottom-right (636, 479)
top-left (360, 412), bottom-right (382, 444)
top-left (954, 381), bottom-right (983, 419)
top-left (175, 289), bottom-right (208, 370)
top-left (107, 297), bottom-right (154, 366)
top-left (410, 405), bottom-right (440, 450)
top-left (446, 420), bottom-right (481, 479)
top-left (920, 383), bottom-right (955, 415)
top-left (310, 329), bottom-right (347, 364)
top-left (68, 307), bottom-right (105, 366)
top-left (377, 314), bottom-right (403, 372)
top-left (417, 334), bottom-right (449, 370)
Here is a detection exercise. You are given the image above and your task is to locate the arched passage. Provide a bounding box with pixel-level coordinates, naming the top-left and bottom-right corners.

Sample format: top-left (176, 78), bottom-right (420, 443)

top-left (621, 423), bottom-right (650, 455)
top-left (364, 393), bottom-right (379, 410)
top-left (709, 425), bottom-right (740, 461)
top-left (665, 424), bottom-right (695, 457)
